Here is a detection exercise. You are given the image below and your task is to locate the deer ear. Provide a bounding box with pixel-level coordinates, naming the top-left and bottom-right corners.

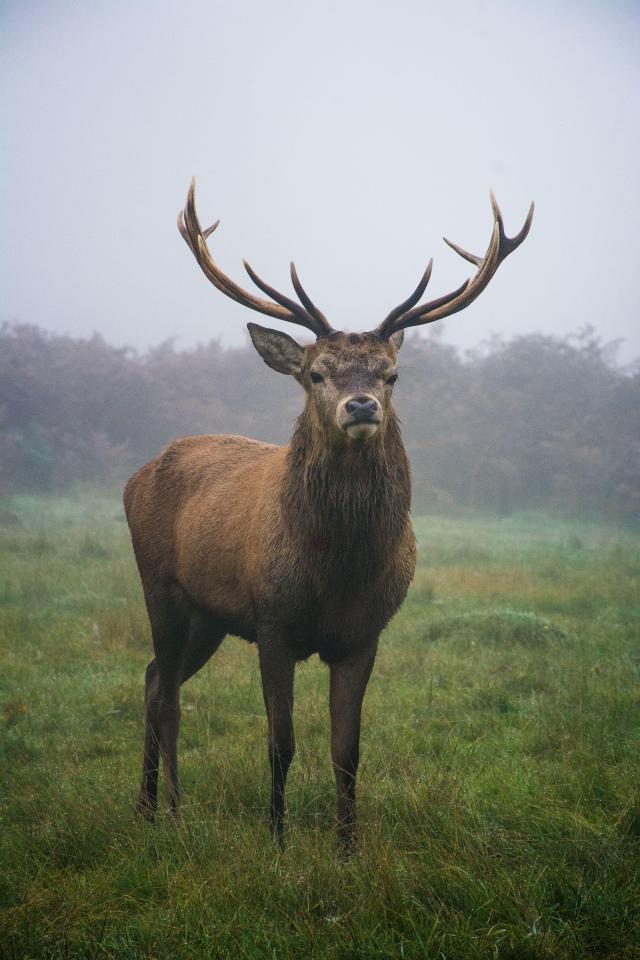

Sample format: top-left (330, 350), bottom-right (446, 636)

top-left (389, 330), bottom-right (404, 350)
top-left (247, 322), bottom-right (305, 376)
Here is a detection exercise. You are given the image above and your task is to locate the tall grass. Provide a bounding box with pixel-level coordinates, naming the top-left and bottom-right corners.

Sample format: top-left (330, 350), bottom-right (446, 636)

top-left (0, 497), bottom-right (638, 958)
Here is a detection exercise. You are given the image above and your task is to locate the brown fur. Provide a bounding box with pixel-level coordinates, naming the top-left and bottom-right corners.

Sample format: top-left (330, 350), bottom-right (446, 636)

top-left (124, 331), bottom-right (416, 850)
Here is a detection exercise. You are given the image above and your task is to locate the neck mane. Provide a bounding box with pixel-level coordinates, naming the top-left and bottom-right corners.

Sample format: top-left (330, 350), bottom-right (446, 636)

top-left (281, 409), bottom-right (411, 571)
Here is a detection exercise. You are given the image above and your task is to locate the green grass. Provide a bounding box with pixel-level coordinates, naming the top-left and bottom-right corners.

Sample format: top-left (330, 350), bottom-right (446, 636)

top-left (0, 495), bottom-right (639, 959)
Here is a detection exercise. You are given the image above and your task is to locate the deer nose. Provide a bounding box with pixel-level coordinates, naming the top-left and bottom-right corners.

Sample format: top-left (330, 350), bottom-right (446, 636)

top-left (345, 396), bottom-right (379, 422)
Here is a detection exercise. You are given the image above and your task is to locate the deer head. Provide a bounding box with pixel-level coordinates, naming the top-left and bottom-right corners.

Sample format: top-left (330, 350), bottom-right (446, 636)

top-left (178, 179), bottom-right (533, 444)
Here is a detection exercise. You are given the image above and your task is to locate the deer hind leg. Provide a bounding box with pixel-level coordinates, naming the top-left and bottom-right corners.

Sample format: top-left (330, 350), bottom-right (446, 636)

top-left (257, 628), bottom-right (296, 844)
top-left (139, 657), bottom-right (162, 817)
top-left (138, 596), bottom-right (187, 817)
top-left (180, 610), bottom-right (226, 686)
top-left (139, 602), bottom-right (224, 817)
top-left (329, 643), bottom-right (377, 855)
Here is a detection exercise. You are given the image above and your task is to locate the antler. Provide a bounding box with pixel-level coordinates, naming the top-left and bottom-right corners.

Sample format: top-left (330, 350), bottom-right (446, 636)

top-left (178, 178), bottom-right (334, 338)
top-left (375, 193), bottom-right (534, 340)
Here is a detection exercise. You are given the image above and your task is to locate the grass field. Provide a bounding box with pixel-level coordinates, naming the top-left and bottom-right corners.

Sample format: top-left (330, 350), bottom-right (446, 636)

top-left (0, 494), bottom-right (639, 959)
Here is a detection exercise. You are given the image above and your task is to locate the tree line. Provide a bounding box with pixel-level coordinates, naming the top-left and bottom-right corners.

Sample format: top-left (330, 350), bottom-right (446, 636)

top-left (1, 322), bottom-right (638, 519)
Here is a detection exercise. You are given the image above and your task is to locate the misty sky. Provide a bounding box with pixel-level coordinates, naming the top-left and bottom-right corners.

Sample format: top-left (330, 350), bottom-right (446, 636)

top-left (2, 0), bottom-right (639, 361)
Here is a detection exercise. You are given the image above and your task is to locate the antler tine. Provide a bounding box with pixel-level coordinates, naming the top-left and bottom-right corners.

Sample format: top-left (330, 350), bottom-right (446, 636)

top-left (442, 236), bottom-right (482, 267)
top-left (379, 260), bottom-right (434, 331)
top-left (177, 211), bottom-right (219, 256)
top-left (500, 196), bottom-right (535, 255)
top-left (375, 194), bottom-right (534, 338)
top-left (242, 260), bottom-right (330, 338)
top-left (180, 179), bottom-right (264, 306)
top-left (178, 178), bottom-right (333, 337)
top-left (290, 262), bottom-right (330, 329)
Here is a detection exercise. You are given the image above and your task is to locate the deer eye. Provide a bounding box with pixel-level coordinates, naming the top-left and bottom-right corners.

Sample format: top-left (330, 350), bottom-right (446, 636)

top-left (310, 371), bottom-right (324, 384)
top-left (386, 373), bottom-right (398, 385)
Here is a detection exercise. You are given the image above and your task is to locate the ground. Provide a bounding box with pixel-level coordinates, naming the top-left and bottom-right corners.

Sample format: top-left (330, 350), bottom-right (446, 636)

top-left (0, 494), bottom-right (639, 959)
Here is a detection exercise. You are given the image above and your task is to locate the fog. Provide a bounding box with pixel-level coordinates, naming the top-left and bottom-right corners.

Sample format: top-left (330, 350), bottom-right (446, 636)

top-left (1, 0), bottom-right (639, 361)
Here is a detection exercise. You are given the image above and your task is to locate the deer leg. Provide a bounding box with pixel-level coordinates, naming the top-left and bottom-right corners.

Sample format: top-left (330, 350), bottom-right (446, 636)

top-left (138, 657), bottom-right (161, 817)
top-left (138, 591), bottom-right (204, 818)
top-left (180, 611), bottom-right (225, 685)
top-left (329, 643), bottom-right (377, 855)
top-left (139, 640), bottom-right (184, 816)
top-left (257, 629), bottom-right (296, 844)
top-left (139, 603), bottom-right (218, 817)
top-left (157, 674), bottom-right (182, 813)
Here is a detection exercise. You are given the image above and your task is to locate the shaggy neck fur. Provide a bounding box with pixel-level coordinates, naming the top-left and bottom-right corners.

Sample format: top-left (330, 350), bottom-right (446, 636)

top-left (282, 407), bottom-right (411, 574)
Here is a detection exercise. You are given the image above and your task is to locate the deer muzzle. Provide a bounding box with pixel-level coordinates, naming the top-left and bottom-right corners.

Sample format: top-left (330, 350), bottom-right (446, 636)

top-left (337, 395), bottom-right (381, 440)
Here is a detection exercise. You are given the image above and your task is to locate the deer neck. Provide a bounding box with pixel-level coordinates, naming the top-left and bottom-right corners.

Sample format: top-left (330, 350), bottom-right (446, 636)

top-left (281, 409), bottom-right (411, 565)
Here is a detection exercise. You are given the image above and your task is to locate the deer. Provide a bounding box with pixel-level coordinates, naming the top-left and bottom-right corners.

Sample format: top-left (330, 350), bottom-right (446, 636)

top-left (124, 179), bottom-right (533, 852)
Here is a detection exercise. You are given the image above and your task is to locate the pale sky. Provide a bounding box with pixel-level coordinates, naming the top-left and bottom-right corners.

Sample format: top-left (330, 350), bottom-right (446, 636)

top-left (1, 0), bottom-right (639, 361)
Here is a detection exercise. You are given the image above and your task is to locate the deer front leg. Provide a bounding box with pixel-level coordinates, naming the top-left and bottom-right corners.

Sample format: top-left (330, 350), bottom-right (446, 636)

top-left (257, 627), bottom-right (296, 844)
top-left (329, 642), bottom-right (377, 855)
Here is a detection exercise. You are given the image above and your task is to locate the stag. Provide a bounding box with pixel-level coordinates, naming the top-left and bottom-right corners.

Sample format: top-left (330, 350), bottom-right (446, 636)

top-left (124, 180), bottom-right (533, 851)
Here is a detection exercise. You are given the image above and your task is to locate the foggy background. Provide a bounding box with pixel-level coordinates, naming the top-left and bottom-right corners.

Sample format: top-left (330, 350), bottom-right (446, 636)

top-left (2, 0), bottom-right (639, 359)
top-left (1, 0), bottom-right (639, 519)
